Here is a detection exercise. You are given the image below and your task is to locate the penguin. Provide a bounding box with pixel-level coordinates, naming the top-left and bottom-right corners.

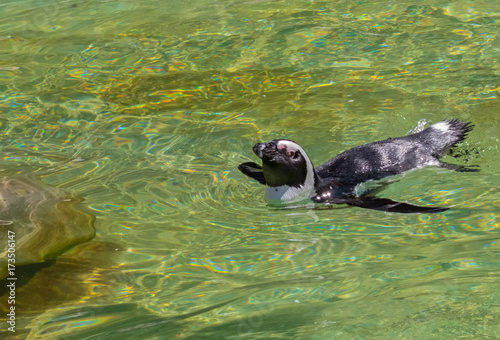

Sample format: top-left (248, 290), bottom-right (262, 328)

top-left (238, 119), bottom-right (477, 213)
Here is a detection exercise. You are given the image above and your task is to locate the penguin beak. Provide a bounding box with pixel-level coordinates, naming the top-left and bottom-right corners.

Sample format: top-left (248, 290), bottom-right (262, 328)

top-left (253, 143), bottom-right (266, 158)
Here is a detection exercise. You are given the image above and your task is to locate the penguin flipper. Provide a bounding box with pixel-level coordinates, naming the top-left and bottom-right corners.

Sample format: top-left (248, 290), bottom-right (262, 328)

top-left (238, 162), bottom-right (266, 185)
top-left (315, 195), bottom-right (449, 214)
top-left (345, 196), bottom-right (449, 214)
top-left (438, 162), bottom-right (480, 172)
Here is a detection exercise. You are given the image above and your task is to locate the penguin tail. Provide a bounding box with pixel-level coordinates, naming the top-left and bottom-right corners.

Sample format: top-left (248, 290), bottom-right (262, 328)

top-left (420, 119), bottom-right (474, 157)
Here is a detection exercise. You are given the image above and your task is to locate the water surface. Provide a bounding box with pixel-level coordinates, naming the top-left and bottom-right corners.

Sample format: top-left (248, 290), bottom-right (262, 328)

top-left (0, 0), bottom-right (500, 339)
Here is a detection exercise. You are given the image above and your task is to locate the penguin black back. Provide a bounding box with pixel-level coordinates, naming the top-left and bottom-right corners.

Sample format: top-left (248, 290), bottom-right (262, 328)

top-left (315, 119), bottom-right (475, 186)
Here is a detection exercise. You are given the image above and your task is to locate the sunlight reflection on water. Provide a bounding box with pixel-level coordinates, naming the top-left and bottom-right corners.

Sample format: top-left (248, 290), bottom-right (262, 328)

top-left (0, 0), bottom-right (500, 339)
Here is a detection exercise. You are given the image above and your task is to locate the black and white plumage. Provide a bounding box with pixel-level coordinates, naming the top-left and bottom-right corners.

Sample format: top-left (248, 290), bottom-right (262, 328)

top-left (238, 119), bottom-right (477, 213)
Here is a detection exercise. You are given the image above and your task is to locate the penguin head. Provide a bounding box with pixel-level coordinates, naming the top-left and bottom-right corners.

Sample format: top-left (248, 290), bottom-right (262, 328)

top-left (252, 139), bottom-right (317, 194)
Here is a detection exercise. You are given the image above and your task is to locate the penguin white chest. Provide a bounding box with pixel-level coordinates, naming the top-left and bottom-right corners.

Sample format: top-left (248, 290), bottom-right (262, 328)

top-left (265, 185), bottom-right (315, 202)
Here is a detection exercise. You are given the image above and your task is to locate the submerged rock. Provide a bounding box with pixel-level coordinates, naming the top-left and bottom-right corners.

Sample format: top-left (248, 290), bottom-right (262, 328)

top-left (0, 177), bottom-right (95, 279)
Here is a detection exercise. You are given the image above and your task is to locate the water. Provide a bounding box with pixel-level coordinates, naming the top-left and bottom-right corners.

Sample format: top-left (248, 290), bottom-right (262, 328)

top-left (1, 0), bottom-right (500, 339)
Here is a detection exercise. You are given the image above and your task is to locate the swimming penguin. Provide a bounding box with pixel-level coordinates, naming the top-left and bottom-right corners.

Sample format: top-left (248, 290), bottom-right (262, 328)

top-left (238, 119), bottom-right (476, 213)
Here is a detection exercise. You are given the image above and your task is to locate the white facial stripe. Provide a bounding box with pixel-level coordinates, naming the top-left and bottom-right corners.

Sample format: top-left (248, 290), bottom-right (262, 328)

top-left (276, 140), bottom-right (308, 158)
top-left (270, 140), bottom-right (316, 199)
top-left (276, 140), bottom-right (314, 175)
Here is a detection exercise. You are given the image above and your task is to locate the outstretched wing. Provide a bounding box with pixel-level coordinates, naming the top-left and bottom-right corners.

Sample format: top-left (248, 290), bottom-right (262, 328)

top-left (238, 162), bottom-right (266, 185)
top-left (316, 194), bottom-right (448, 214)
top-left (346, 196), bottom-right (448, 214)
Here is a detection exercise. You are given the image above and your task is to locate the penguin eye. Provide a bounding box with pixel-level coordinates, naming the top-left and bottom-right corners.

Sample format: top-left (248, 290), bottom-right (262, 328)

top-left (287, 150), bottom-right (300, 159)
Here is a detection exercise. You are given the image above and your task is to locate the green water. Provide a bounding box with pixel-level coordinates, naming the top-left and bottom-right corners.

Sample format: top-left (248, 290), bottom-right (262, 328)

top-left (1, 0), bottom-right (500, 339)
